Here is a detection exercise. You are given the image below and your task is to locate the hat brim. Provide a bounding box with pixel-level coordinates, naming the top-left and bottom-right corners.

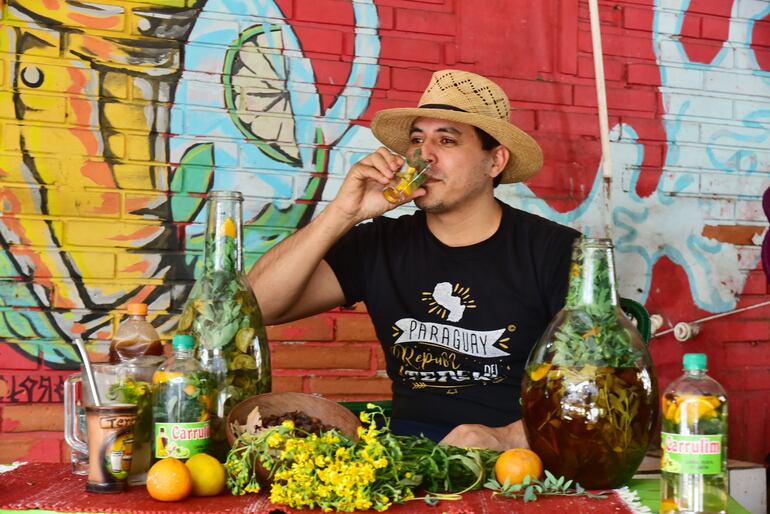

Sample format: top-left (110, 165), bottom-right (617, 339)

top-left (370, 107), bottom-right (543, 184)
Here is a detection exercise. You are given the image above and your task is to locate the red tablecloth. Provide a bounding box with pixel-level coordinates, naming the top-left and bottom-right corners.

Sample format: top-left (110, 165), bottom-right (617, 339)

top-left (0, 463), bottom-right (637, 513)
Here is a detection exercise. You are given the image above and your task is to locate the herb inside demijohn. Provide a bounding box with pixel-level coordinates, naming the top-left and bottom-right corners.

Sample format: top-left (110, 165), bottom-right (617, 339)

top-left (176, 215), bottom-right (270, 395)
top-left (550, 237), bottom-right (641, 369)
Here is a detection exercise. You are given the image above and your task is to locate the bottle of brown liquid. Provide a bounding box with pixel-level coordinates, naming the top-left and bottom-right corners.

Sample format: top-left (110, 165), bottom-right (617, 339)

top-left (109, 303), bottom-right (163, 363)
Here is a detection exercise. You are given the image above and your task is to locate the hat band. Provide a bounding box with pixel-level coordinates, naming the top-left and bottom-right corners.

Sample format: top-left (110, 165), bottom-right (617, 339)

top-left (417, 103), bottom-right (468, 112)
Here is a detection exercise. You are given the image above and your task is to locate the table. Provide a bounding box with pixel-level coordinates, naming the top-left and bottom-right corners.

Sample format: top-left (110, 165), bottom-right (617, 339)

top-left (0, 463), bottom-right (752, 514)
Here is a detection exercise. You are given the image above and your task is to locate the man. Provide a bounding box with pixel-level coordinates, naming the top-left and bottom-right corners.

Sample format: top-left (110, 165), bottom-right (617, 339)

top-left (248, 69), bottom-right (580, 450)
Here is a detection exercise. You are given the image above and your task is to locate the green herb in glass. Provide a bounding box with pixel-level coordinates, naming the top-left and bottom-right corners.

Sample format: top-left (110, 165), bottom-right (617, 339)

top-left (108, 375), bottom-right (153, 484)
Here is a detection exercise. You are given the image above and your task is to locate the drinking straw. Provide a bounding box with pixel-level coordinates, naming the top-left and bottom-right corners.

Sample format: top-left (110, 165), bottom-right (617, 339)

top-left (73, 338), bottom-right (102, 407)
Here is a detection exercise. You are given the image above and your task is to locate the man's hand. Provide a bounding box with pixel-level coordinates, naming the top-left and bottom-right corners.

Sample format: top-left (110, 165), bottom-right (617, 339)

top-left (440, 420), bottom-right (529, 451)
top-left (328, 147), bottom-right (425, 225)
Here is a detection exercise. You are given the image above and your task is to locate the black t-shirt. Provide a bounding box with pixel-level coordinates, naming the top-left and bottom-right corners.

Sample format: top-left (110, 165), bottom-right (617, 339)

top-left (325, 201), bottom-right (580, 430)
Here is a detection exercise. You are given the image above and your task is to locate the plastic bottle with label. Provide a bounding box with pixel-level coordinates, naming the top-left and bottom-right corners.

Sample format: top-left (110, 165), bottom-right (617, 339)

top-left (151, 334), bottom-right (212, 461)
top-left (660, 353), bottom-right (728, 513)
top-left (109, 303), bottom-right (163, 363)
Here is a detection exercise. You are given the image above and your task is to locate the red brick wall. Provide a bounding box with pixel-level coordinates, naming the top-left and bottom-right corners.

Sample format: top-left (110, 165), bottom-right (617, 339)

top-left (1, 0), bottom-right (769, 468)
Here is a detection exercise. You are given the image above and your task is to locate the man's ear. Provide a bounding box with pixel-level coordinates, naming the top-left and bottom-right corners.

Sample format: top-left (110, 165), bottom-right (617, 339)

top-left (489, 145), bottom-right (510, 179)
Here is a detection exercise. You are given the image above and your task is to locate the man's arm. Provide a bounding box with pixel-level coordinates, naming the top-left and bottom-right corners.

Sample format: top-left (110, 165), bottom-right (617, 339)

top-left (440, 420), bottom-right (529, 451)
top-left (247, 206), bottom-right (353, 325)
top-left (248, 148), bottom-right (421, 325)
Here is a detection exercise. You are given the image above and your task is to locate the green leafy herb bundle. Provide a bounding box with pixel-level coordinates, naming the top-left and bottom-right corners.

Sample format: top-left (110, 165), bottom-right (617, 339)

top-left (551, 237), bottom-right (641, 369)
top-left (485, 470), bottom-right (608, 503)
top-left (225, 404), bottom-right (499, 511)
top-left (108, 379), bottom-right (152, 444)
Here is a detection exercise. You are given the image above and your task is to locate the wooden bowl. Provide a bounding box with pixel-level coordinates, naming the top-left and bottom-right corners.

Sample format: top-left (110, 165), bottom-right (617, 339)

top-left (225, 391), bottom-right (361, 446)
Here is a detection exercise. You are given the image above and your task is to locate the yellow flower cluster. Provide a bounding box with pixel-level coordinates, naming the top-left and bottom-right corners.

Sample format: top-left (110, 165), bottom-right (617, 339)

top-left (225, 403), bottom-right (423, 511)
top-left (267, 408), bottom-right (399, 511)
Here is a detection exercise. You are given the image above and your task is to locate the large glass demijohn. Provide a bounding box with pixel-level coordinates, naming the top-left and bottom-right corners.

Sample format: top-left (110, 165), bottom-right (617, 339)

top-left (521, 237), bottom-right (658, 489)
top-left (177, 191), bottom-right (271, 459)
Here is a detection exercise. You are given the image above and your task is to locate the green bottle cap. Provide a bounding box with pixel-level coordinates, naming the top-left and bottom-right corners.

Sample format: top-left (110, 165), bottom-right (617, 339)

top-left (172, 334), bottom-right (195, 350)
top-left (683, 353), bottom-right (707, 370)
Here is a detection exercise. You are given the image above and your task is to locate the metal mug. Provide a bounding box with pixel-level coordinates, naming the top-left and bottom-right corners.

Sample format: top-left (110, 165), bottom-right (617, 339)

top-left (64, 357), bottom-right (163, 486)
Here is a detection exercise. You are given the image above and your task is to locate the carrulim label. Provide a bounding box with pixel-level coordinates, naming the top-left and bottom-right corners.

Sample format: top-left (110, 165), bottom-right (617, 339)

top-left (661, 432), bottom-right (724, 474)
top-left (154, 422), bottom-right (209, 460)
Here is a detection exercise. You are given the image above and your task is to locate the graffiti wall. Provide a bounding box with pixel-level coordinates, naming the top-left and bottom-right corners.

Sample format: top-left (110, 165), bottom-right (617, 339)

top-left (1, 0), bottom-right (769, 462)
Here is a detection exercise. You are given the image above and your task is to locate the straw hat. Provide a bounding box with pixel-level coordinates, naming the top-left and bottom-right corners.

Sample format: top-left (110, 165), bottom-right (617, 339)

top-left (371, 69), bottom-right (543, 184)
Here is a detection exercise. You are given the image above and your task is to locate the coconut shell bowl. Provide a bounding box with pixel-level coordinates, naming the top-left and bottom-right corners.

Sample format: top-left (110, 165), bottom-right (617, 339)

top-left (225, 391), bottom-right (361, 446)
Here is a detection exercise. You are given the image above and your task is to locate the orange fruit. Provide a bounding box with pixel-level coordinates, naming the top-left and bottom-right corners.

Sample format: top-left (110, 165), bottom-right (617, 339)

top-left (494, 448), bottom-right (544, 485)
top-left (146, 457), bottom-right (193, 502)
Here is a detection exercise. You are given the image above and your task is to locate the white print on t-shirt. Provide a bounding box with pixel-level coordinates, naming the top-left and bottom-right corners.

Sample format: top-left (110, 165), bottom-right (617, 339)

top-left (392, 318), bottom-right (509, 358)
top-left (421, 281), bottom-right (476, 321)
top-left (430, 282), bottom-right (465, 321)
top-left (403, 366), bottom-right (501, 383)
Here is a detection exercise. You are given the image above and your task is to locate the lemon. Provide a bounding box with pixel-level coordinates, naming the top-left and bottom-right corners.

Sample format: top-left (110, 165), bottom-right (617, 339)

top-left (675, 395), bottom-right (719, 423)
top-left (185, 453), bottom-right (226, 496)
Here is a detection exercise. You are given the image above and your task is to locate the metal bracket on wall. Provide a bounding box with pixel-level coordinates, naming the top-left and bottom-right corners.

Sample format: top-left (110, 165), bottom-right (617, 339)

top-left (651, 299), bottom-right (770, 342)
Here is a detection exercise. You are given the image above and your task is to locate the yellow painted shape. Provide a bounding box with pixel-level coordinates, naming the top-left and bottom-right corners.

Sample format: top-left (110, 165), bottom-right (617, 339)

top-left (116, 252), bottom-right (162, 280)
top-left (15, 56), bottom-right (97, 95)
top-left (12, 249), bottom-right (118, 279)
top-left (105, 132), bottom-right (126, 158)
top-left (102, 72), bottom-right (128, 99)
top-left (0, 153), bottom-right (62, 185)
top-left (67, 252), bottom-right (118, 279)
top-left (18, 94), bottom-right (67, 123)
top-left (113, 164), bottom-right (169, 191)
top-left (102, 102), bottom-right (153, 131)
top-left (8, 0), bottom-right (127, 32)
top-left (13, 27), bottom-right (61, 57)
top-left (125, 134), bottom-right (153, 161)
top-left (3, 123), bottom-right (21, 151)
top-left (12, 124), bottom-right (116, 157)
top-left (64, 220), bottom-right (166, 248)
top-left (46, 190), bottom-right (121, 218)
top-left (0, 91), bottom-right (16, 121)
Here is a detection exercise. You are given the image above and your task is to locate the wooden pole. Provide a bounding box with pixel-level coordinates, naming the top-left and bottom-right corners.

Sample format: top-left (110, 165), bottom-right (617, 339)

top-left (588, 0), bottom-right (613, 237)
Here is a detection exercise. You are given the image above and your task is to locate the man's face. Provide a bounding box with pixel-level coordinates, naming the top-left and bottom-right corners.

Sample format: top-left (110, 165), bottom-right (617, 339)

top-left (406, 117), bottom-right (501, 213)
